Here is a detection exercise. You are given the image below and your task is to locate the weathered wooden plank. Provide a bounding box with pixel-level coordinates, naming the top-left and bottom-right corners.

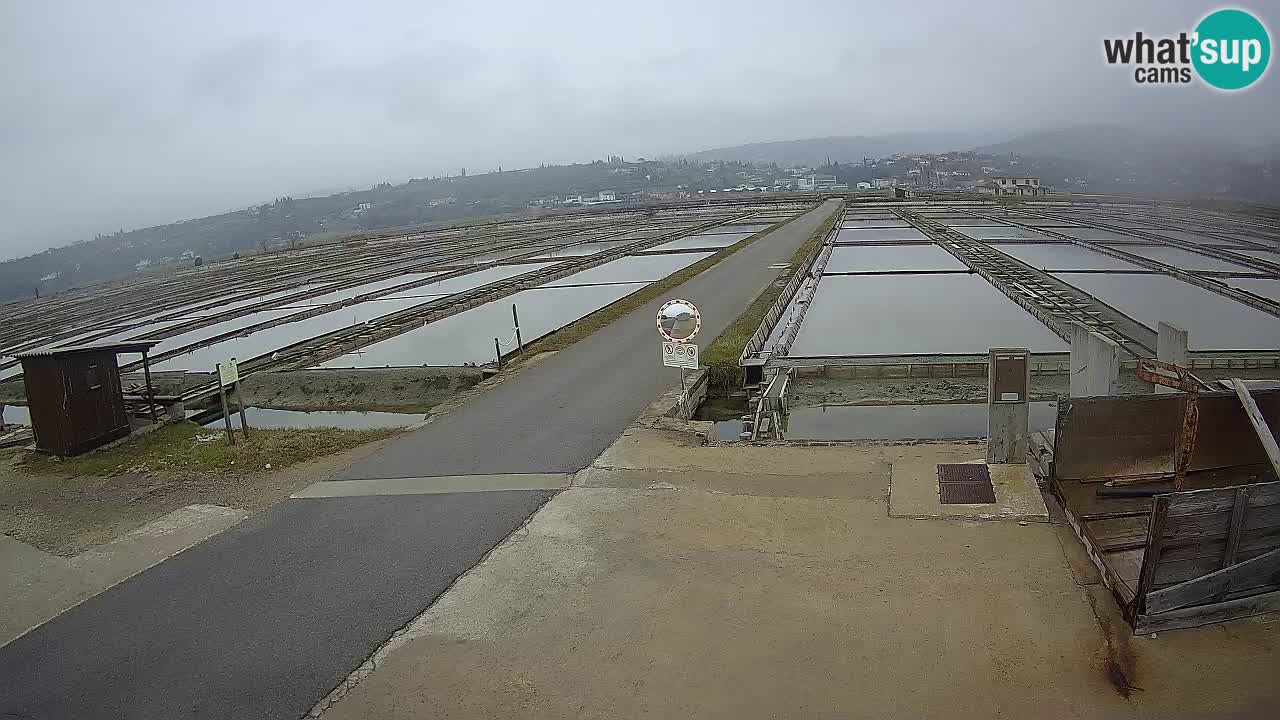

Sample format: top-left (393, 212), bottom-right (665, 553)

top-left (1135, 496), bottom-right (1169, 604)
top-left (1054, 481), bottom-right (1138, 606)
top-left (1106, 548), bottom-right (1144, 588)
top-left (1162, 504), bottom-right (1280, 543)
top-left (1054, 391), bottom-right (1280, 481)
top-left (1088, 515), bottom-right (1150, 551)
top-left (1155, 544), bottom-right (1277, 587)
top-left (1159, 524), bottom-right (1280, 564)
top-left (1164, 481), bottom-right (1280, 518)
top-left (1222, 486), bottom-right (1250, 569)
top-left (1232, 378), bottom-right (1280, 481)
top-left (1145, 547), bottom-right (1280, 614)
top-left (1136, 588), bottom-right (1280, 634)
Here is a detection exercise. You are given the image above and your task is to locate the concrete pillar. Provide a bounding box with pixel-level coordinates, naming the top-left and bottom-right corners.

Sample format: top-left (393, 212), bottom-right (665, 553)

top-left (988, 348), bottom-right (1030, 464)
top-left (1070, 326), bottom-right (1120, 397)
top-left (1087, 332), bottom-right (1121, 396)
top-left (1156, 322), bottom-right (1189, 395)
top-left (1069, 323), bottom-right (1091, 397)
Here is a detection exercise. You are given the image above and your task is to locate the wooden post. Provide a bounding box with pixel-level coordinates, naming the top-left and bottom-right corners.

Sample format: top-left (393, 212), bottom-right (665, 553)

top-left (216, 363), bottom-right (235, 446)
top-left (512, 303), bottom-right (523, 355)
top-left (233, 380), bottom-right (250, 441)
top-left (494, 337), bottom-right (503, 369)
top-left (1135, 495), bottom-right (1170, 613)
top-left (1231, 378), bottom-right (1280, 480)
top-left (141, 350), bottom-right (158, 424)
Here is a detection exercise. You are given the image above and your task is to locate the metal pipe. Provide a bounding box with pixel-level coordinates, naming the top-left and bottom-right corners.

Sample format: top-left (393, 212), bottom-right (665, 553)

top-left (513, 303), bottom-right (523, 354)
top-left (141, 349), bottom-right (158, 424)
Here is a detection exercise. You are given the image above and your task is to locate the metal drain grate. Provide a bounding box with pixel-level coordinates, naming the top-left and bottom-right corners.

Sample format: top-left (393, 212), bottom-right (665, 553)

top-left (937, 463), bottom-right (996, 504)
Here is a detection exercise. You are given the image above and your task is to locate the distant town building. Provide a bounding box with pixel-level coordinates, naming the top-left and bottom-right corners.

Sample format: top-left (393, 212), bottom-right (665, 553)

top-left (355, 202), bottom-right (372, 212)
top-left (976, 176), bottom-right (1046, 196)
top-left (872, 178), bottom-right (895, 189)
top-left (856, 182), bottom-right (872, 190)
top-left (796, 174), bottom-right (837, 191)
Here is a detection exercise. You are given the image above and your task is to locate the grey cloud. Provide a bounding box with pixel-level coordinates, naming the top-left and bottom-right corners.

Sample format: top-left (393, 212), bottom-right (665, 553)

top-left (2, 0), bottom-right (1277, 260)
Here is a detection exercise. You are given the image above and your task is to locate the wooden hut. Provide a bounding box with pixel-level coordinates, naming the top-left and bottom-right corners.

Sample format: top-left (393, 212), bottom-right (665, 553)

top-left (15, 341), bottom-right (159, 456)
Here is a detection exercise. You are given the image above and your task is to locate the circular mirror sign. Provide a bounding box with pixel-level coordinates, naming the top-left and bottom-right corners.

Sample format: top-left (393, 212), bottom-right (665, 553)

top-left (657, 299), bottom-right (701, 342)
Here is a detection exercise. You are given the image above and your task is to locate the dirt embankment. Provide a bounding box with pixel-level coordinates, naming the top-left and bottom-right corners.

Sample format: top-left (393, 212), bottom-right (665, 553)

top-left (789, 367), bottom-right (1280, 408)
top-left (240, 368), bottom-right (483, 413)
top-left (1, 367), bottom-right (485, 414)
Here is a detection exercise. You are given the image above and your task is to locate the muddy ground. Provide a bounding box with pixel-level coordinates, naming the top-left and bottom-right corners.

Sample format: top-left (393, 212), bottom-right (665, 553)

top-left (0, 426), bottom-right (401, 556)
top-left (788, 367), bottom-right (1280, 407)
top-left (236, 367), bottom-right (483, 413)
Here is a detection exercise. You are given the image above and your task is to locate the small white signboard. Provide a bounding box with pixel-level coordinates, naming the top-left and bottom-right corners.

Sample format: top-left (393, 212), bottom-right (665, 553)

top-left (217, 358), bottom-right (240, 387)
top-left (662, 341), bottom-right (699, 369)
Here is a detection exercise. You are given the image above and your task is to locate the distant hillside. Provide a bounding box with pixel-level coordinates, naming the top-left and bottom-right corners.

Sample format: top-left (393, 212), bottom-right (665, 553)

top-left (681, 131), bottom-right (1001, 167)
top-left (974, 125), bottom-right (1279, 203)
top-left (976, 125), bottom-right (1253, 163)
top-left (0, 159), bottom-right (750, 302)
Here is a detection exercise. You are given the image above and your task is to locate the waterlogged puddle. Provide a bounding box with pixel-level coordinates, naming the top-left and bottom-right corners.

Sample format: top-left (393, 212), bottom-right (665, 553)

top-left (957, 226), bottom-right (1054, 241)
top-left (204, 407), bottom-right (422, 430)
top-left (542, 252), bottom-right (711, 287)
top-left (790, 274), bottom-right (1067, 356)
top-left (648, 234), bottom-right (746, 251)
top-left (1109, 245), bottom-right (1255, 273)
top-left (836, 228), bottom-right (927, 243)
top-left (824, 244), bottom-right (965, 273)
top-left (0, 403), bottom-right (30, 426)
top-left (990, 243), bottom-right (1142, 272)
top-left (320, 281), bottom-right (648, 367)
top-left (1054, 272), bottom-right (1280, 350)
top-left (786, 401), bottom-right (1057, 441)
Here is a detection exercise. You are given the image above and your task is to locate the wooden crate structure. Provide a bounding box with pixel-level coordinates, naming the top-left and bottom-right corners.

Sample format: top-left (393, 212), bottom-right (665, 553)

top-left (1050, 390), bottom-right (1280, 632)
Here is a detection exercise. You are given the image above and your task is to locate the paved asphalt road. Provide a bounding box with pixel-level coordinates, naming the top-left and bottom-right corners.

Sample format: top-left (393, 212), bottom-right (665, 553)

top-left (339, 198), bottom-right (841, 479)
top-left (0, 492), bottom-right (554, 719)
top-left (0, 199), bottom-right (838, 719)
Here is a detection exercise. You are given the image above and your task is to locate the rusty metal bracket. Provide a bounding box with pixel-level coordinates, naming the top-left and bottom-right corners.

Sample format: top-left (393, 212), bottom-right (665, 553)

top-left (1136, 358), bottom-right (1208, 491)
top-left (1136, 357), bottom-right (1212, 393)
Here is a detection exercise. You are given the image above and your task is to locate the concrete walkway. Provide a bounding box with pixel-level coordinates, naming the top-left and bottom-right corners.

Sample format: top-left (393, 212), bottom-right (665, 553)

top-left (1, 505), bottom-right (247, 647)
top-left (317, 432), bottom-right (1280, 720)
top-left (0, 200), bottom-right (841, 720)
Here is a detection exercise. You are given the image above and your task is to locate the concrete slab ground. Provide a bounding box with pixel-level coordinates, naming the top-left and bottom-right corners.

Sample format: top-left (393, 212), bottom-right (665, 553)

top-left (889, 456), bottom-right (1049, 522)
top-left (1, 504), bottom-right (247, 647)
top-left (315, 426), bottom-right (1280, 719)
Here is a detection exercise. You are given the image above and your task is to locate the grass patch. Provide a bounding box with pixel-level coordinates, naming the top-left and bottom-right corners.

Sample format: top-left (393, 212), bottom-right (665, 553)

top-left (522, 216), bottom-right (797, 356)
top-left (700, 202), bottom-right (843, 391)
top-left (20, 421), bottom-right (399, 478)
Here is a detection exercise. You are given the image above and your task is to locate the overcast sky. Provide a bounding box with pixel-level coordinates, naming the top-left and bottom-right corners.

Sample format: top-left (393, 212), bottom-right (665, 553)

top-left (2, 0), bottom-right (1276, 260)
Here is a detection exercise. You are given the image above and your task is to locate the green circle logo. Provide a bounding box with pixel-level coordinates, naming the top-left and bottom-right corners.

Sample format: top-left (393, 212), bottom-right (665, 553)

top-left (1193, 9), bottom-right (1270, 90)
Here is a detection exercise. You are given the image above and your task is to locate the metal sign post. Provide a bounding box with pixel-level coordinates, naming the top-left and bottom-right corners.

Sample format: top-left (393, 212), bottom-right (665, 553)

top-left (215, 362), bottom-right (235, 445)
top-left (656, 299), bottom-right (702, 420)
top-left (216, 358), bottom-right (250, 444)
top-left (512, 303), bottom-right (524, 355)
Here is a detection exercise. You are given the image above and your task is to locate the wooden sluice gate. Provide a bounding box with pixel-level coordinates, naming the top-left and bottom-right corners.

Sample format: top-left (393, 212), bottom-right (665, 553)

top-left (1043, 380), bottom-right (1280, 633)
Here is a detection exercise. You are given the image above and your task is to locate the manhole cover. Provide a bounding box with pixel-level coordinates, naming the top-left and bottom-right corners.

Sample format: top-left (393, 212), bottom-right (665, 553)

top-left (937, 463), bottom-right (996, 504)
top-left (937, 464), bottom-right (990, 484)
